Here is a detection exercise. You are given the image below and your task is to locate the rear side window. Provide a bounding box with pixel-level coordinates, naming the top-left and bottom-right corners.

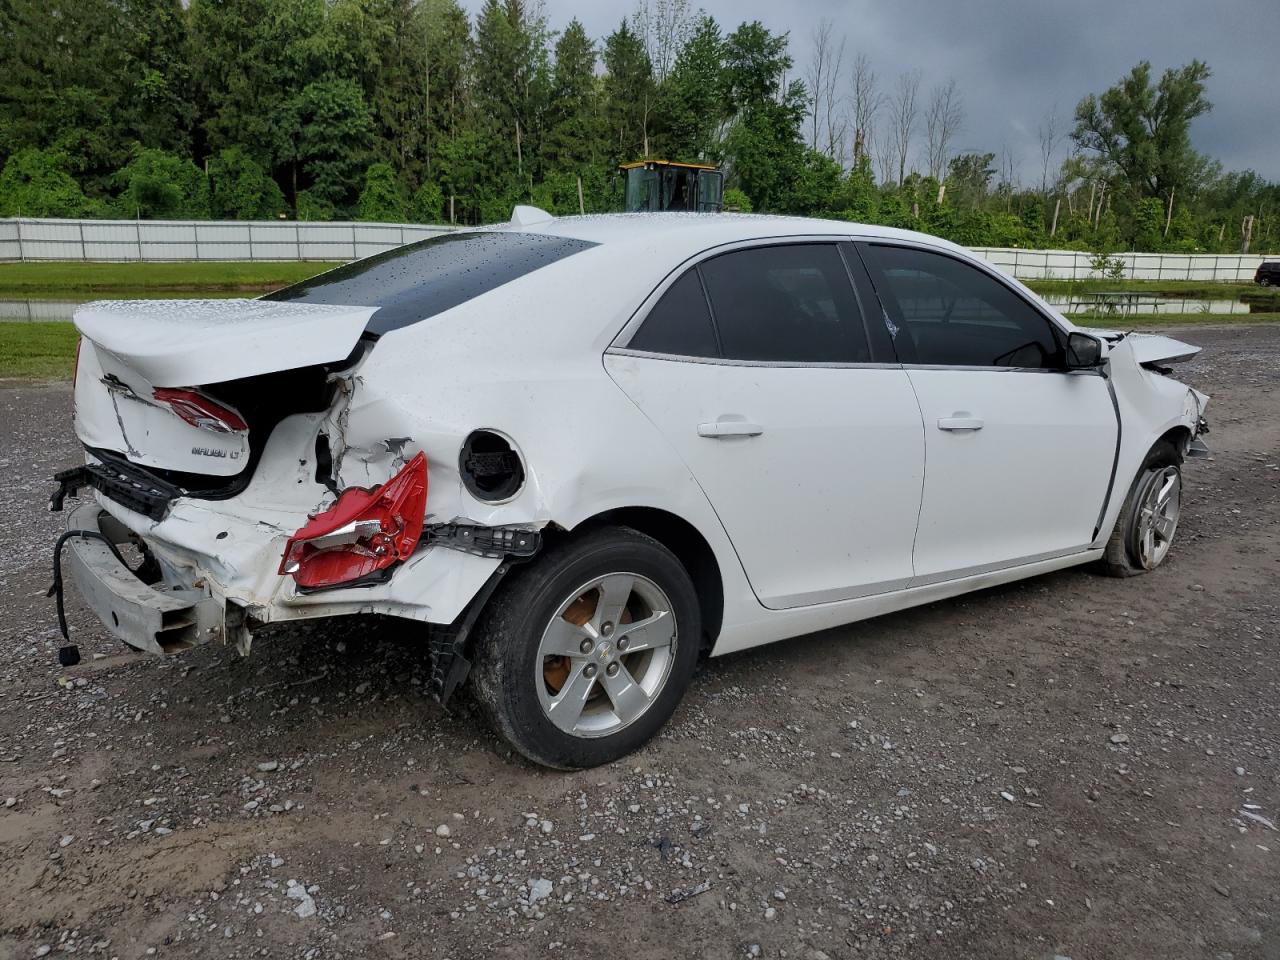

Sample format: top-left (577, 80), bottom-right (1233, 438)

top-left (862, 244), bottom-right (1063, 368)
top-left (698, 244), bottom-right (870, 363)
top-left (628, 271), bottom-right (719, 358)
top-left (266, 231), bottom-right (597, 336)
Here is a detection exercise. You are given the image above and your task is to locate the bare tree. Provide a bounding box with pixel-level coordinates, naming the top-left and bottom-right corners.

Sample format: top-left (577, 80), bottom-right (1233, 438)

top-left (849, 52), bottom-right (883, 163)
top-left (997, 142), bottom-right (1018, 211)
top-left (924, 77), bottom-right (963, 180)
top-left (631, 0), bottom-right (694, 84)
top-left (806, 20), bottom-right (848, 163)
top-left (889, 69), bottom-right (921, 185)
top-left (874, 122), bottom-right (895, 184)
top-left (1037, 105), bottom-right (1064, 195)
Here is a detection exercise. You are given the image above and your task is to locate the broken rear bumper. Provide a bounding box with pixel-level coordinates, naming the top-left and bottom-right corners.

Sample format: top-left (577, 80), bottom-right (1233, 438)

top-left (60, 502), bottom-right (226, 654)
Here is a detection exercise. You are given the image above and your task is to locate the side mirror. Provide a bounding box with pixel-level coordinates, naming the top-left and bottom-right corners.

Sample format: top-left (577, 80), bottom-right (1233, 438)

top-left (1065, 331), bottom-right (1104, 369)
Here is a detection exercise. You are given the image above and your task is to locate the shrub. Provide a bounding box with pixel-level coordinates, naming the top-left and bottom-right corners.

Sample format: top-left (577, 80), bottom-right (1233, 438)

top-left (1089, 251), bottom-right (1127, 280)
top-left (208, 148), bottom-right (286, 220)
top-left (295, 190), bottom-right (337, 221)
top-left (409, 181), bottom-right (444, 223)
top-left (722, 187), bottom-right (752, 212)
top-left (357, 162), bottom-right (407, 222)
top-left (113, 147), bottom-right (209, 218)
top-left (0, 149), bottom-right (98, 217)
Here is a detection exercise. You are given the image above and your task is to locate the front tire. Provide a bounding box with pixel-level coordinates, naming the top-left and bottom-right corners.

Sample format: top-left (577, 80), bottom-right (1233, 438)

top-left (469, 526), bottom-right (701, 769)
top-left (1101, 440), bottom-right (1183, 577)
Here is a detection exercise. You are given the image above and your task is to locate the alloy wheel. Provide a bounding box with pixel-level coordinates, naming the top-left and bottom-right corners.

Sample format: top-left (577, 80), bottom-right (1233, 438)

top-left (535, 572), bottom-right (678, 738)
top-left (1132, 465), bottom-right (1181, 569)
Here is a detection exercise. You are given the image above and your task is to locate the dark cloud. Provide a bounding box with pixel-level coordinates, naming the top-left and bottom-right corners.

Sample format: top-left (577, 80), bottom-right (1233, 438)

top-left (462, 0), bottom-right (1277, 180)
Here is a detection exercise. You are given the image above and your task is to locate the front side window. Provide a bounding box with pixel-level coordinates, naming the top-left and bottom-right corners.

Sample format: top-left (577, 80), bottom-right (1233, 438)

top-left (698, 244), bottom-right (870, 363)
top-left (862, 244), bottom-right (1064, 368)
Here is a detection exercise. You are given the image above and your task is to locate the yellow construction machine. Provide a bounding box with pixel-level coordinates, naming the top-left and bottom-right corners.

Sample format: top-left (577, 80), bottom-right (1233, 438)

top-left (619, 160), bottom-right (724, 212)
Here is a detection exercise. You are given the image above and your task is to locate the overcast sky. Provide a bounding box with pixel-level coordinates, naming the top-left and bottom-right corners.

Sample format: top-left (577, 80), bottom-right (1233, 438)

top-left (459, 0), bottom-right (1276, 182)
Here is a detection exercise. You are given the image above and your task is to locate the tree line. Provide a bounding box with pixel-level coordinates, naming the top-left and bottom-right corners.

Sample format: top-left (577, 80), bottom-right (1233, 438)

top-left (0, 0), bottom-right (1275, 253)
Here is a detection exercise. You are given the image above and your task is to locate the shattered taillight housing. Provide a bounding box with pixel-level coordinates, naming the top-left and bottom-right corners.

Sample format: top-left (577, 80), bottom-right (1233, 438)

top-left (279, 452), bottom-right (428, 590)
top-left (153, 387), bottom-right (248, 433)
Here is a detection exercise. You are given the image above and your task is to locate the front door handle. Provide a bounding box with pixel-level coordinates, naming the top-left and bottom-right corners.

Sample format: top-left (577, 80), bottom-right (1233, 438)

top-left (937, 416), bottom-right (984, 431)
top-left (698, 420), bottom-right (764, 438)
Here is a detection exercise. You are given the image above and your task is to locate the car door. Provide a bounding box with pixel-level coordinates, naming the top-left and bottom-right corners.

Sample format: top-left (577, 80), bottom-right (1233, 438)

top-left (604, 240), bottom-right (925, 609)
top-left (856, 242), bottom-right (1119, 585)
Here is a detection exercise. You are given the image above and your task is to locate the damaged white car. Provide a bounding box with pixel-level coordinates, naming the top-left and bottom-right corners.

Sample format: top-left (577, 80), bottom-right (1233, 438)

top-left (51, 210), bottom-right (1210, 768)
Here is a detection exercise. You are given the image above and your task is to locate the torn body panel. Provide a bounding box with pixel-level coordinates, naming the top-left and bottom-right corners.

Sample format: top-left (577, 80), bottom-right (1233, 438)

top-left (1090, 334), bottom-right (1208, 551)
top-left (64, 396), bottom-right (507, 656)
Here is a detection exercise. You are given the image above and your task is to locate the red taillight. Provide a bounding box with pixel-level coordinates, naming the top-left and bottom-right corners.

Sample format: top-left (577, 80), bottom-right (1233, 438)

top-left (279, 452), bottom-right (428, 590)
top-left (152, 387), bottom-right (248, 433)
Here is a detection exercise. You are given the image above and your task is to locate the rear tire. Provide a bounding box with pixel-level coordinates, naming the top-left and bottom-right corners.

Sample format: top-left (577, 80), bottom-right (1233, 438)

top-left (1101, 440), bottom-right (1183, 577)
top-left (469, 526), bottom-right (701, 769)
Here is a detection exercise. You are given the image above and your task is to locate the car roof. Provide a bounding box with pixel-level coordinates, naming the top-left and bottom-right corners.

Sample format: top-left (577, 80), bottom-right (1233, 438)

top-left (497, 211), bottom-right (976, 260)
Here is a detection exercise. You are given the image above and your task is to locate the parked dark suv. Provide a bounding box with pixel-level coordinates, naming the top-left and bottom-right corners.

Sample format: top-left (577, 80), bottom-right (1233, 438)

top-left (1256, 260), bottom-right (1280, 285)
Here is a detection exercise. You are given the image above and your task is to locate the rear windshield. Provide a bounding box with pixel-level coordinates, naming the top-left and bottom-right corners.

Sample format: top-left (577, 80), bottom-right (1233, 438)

top-left (265, 231), bottom-right (597, 336)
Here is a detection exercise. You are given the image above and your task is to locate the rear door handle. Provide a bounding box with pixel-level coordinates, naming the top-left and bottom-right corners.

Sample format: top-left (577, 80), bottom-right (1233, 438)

top-left (698, 420), bottom-right (764, 438)
top-left (937, 416), bottom-right (984, 431)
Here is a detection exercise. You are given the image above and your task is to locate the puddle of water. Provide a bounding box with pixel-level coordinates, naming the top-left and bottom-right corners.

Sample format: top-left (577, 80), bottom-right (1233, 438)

top-left (1041, 292), bottom-right (1269, 316)
top-left (0, 300), bottom-right (83, 321)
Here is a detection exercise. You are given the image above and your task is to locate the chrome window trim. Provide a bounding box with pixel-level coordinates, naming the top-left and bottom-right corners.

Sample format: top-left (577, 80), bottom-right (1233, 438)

top-left (604, 345), bottom-right (1105, 376)
top-left (611, 234), bottom-right (871, 362)
top-left (604, 346), bottom-right (901, 370)
top-left (899, 363), bottom-right (1105, 376)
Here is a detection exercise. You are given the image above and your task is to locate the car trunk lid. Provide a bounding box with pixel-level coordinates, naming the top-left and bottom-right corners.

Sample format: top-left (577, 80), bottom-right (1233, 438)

top-left (74, 298), bottom-right (374, 480)
top-left (75, 298), bottom-right (376, 387)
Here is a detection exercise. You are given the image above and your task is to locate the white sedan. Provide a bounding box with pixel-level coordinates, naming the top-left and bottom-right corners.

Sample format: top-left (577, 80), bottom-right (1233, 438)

top-left (52, 209), bottom-right (1210, 768)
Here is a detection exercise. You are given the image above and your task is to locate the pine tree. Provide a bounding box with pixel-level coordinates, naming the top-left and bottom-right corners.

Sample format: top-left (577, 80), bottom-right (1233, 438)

top-left (602, 21), bottom-right (655, 163)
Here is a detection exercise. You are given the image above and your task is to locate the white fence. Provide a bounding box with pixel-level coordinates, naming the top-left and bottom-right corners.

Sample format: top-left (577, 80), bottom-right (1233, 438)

top-left (0, 217), bottom-right (1271, 282)
top-left (0, 218), bottom-right (456, 262)
top-left (971, 246), bottom-right (1269, 283)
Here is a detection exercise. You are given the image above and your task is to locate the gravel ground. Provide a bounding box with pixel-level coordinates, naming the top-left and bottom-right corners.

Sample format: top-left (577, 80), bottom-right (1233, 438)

top-left (1, 324), bottom-right (1277, 960)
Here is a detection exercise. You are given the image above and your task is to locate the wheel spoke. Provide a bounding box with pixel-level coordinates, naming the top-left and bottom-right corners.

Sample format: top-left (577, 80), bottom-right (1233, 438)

top-left (1141, 527), bottom-right (1156, 562)
top-left (1154, 514), bottom-right (1177, 541)
top-left (1156, 473), bottom-right (1178, 506)
top-left (599, 662), bottom-right (650, 725)
top-left (616, 610), bottom-right (674, 654)
top-left (591, 574), bottom-right (634, 631)
top-left (541, 615), bottom-right (592, 658)
top-left (547, 665), bottom-right (596, 729)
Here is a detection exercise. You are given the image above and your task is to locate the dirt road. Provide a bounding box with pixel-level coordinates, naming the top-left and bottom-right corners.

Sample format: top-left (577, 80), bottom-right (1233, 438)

top-left (2, 325), bottom-right (1277, 960)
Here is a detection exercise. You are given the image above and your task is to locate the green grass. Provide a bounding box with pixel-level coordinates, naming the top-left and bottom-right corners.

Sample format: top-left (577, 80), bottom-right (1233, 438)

top-left (1026, 278), bottom-right (1279, 302)
top-left (0, 260), bottom-right (340, 297)
top-left (0, 322), bottom-right (80, 379)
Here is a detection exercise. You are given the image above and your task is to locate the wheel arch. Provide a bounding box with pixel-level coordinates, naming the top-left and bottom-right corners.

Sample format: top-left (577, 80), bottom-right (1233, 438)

top-left (1154, 423), bottom-right (1192, 458)
top-left (563, 506), bottom-right (724, 651)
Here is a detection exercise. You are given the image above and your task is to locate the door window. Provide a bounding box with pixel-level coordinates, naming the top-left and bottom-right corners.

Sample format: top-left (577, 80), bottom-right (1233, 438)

top-left (627, 269), bottom-right (720, 358)
top-left (698, 244), bottom-right (870, 363)
top-left (862, 244), bottom-right (1064, 368)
